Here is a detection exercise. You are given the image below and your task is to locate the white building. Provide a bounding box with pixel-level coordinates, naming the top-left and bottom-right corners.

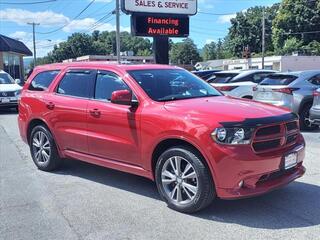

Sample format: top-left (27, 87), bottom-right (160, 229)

top-left (196, 55), bottom-right (320, 72)
top-left (63, 55), bottom-right (154, 64)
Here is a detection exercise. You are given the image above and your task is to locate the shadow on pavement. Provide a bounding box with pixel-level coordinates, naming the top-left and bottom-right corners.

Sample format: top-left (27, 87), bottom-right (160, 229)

top-left (54, 159), bottom-right (320, 230)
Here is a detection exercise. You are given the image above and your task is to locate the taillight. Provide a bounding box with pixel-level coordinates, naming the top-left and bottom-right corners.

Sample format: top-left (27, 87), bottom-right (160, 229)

top-left (272, 88), bottom-right (299, 95)
top-left (215, 86), bottom-right (238, 91)
top-left (313, 90), bottom-right (320, 97)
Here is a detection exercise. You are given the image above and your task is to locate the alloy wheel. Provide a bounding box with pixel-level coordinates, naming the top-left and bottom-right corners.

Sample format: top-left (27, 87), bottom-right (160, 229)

top-left (161, 156), bottom-right (199, 205)
top-left (32, 131), bottom-right (51, 164)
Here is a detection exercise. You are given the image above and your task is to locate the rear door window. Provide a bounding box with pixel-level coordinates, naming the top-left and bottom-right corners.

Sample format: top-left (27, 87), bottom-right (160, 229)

top-left (308, 74), bottom-right (320, 86)
top-left (208, 73), bottom-right (239, 83)
top-left (251, 73), bottom-right (273, 83)
top-left (57, 70), bottom-right (96, 98)
top-left (260, 75), bottom-right (298, 86)
top-left (28, 70), bottom-right (60, 91)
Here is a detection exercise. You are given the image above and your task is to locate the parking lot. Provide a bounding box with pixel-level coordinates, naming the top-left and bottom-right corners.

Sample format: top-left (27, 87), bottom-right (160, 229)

top-left (0, 108), bottom-right (319, 240)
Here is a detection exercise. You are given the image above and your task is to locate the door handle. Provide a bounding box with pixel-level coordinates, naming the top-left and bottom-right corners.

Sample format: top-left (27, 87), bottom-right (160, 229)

top-left (89, 109), bottom-right (101, 117)
top-left (46, 102), bottom-right (55, 110)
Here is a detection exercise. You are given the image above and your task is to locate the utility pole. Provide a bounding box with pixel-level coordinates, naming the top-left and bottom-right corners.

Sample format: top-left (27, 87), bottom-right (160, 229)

top-left (261, 8), bottom-right (266, 69)
top-left (28, 22), bottom-right (40, 67)
top-left (115, 0), bottom-right (121, 64)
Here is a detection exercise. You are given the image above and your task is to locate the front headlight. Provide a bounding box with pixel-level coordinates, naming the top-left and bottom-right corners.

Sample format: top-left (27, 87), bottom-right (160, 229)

top-left (211, 127), bottom-right (254, 145)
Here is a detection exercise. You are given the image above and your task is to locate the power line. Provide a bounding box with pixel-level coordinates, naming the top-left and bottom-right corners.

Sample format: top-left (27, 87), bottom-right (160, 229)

top-left (0, 0), bottom-right (57, 5)
top-left (37, 0), bottom-right (96, 35)
top-left (81, 0), bottom-right (114, 19)
top-left (281, 30), bottom-right (320, 35)
top-left (81, 12), bottom-right (114, 33)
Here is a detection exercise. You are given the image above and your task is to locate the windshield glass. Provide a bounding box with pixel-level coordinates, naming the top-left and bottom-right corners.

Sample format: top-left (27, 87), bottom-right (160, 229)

top-left (260, 74), bottom-right (297, 86)
top-left (0, 73), bottom-right (14, 84)
top-left (208, 73), bottom-right (239, 83)
top-left (128, 69), bottom-right (221, 102)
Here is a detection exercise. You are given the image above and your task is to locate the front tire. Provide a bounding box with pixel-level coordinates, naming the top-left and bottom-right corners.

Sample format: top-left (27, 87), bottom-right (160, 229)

top-left (155, 146), bottom-right (215, 213)
top-left (30, 125), bottom-right (62, 171)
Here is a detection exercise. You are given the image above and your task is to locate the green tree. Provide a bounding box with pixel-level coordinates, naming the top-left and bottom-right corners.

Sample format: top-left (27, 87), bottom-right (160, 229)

top-left (225, 4), bottom-right (279, 57)
top-left (202, 41), bottom-right (217, 61)
top-left (37, 31), bottom-right (153, 64)
top-left (303, 41), bottom-right (320, 55)
top-left (272, 0), bottom-right (320, 53)
top-left (50, 33), bottom-right (94, 62)
top-left (281, 37), bottom-right (303, 55)
top-left (170, 38), bottom-right (202, 64)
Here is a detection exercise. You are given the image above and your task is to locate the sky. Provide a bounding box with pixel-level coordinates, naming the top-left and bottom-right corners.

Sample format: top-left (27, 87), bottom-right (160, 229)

top-left (0, 0), bottom-right (280, 57)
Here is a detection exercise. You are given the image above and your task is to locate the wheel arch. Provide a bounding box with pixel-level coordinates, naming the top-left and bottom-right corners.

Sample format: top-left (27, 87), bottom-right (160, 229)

top-left (151, 138), bottom-right (216, 185)
top-left (298, 97), bottom-right (313, 114)
top-left (26, 118), bottom-right (55, 145)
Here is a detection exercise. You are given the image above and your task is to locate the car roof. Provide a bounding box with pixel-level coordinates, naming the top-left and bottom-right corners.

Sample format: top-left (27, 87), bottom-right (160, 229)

top-left (34, 62), bottom-right (180, 72)
top-left (213, 69), bottom-right (275, 80)
top-left (216, 69), bottom-right (275, 74)
top-left (271, 70), bottom-right (320, 78)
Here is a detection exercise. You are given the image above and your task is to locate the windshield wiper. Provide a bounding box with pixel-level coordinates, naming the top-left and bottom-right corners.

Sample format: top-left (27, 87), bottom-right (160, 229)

top-left (158, 94), bottom-right (220, 102)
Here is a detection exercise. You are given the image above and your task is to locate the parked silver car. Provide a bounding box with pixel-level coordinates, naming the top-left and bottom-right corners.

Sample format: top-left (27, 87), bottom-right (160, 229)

top-left (310, 88), bottom-right (320, 126)
top-left (253, 70), bottom-right (320, 130)
top-left (208, 70), bottom-right (275, 99)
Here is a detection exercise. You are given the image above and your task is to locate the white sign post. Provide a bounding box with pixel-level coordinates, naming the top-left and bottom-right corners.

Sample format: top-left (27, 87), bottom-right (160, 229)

top-left (122, 0), bottom-right (198, 15)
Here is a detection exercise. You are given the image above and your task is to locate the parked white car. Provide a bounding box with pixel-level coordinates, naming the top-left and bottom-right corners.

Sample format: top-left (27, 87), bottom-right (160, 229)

top-left (208, 70), bottom-right (276, 99)
top-left (0, 70), bottom-right (22, 110)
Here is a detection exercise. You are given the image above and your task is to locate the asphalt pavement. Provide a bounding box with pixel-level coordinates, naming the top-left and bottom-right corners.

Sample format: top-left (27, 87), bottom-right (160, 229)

top-left (0, 108), bottom-right (319, 240)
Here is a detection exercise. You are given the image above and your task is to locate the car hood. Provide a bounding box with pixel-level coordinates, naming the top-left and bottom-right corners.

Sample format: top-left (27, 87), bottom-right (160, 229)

top-left (0, 84), bottom-right (22, 92)
top-left (164, 96), bottom-right (291, 125)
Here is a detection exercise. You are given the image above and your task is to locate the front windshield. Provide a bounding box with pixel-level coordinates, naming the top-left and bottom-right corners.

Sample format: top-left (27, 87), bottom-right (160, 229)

top-left (128, 69), bottom-right (222, 102)
top-left (0, 73), bottom-right (14, 84)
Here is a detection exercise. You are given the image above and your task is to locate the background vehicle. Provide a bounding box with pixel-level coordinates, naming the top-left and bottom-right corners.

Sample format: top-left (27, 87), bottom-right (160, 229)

top-left (310, 88), bottom-right (320, 126)
top-left (0, 70), bottom-right (22, 111)
top-left (19, 63), bottom-right (305, 213)
top-left (191, 70), bottom-right (221, 81)
top-left (253, 71), bottom-right (320, 130)
top-left (208, 70), bottom-right (275, 99)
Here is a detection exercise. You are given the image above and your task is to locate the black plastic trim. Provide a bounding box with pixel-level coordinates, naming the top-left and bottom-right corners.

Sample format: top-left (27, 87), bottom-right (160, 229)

top-left (220, 113), bottom-right (298, 128)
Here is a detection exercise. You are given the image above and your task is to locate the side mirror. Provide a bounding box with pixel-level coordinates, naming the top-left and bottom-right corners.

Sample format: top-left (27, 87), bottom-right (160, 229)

top-left (15, 79), bottom-right (21, 85)
top-left (111, 90), bottom-right (133, 106)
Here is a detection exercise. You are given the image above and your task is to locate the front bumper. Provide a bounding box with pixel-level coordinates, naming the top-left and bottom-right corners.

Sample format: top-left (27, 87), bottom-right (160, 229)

top-left (0, 101), bottom-right (18, 108)
top-left (309, 107), bottom-right (320, 125)
top-left (209, 135), bottom-right (305, 200)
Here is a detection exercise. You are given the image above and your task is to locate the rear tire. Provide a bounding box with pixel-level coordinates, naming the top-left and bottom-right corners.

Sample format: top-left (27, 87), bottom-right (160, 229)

top-left (155, 146), bottom-right (215, 213)
top-left (30, 125), bottom-right (62, 171)
top-left (300, 104), bottom-right (319, 131)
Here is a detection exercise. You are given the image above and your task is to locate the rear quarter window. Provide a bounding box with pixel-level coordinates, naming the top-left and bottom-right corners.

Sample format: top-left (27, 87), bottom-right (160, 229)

top-left (28, 70), bottom-right (60, 91)
top-left (260, 75), bottom-right (298, 86)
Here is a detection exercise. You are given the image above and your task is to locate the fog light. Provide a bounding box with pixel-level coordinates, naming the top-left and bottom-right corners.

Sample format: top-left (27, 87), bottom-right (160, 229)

top-left (238, 180), bottom-right (244, 188)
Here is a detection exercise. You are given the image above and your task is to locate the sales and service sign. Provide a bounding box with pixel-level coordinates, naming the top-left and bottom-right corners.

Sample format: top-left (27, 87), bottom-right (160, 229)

top-left (132, 15), bottom-right (189, 37)
top-left (122, 0), bottom-right (197, 15)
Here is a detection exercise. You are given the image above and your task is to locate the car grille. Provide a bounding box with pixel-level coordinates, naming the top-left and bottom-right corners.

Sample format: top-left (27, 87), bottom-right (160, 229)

top-left (252, 120), bottom-right (299, 153)
top-left (0, 91), bottom-right (16, 97)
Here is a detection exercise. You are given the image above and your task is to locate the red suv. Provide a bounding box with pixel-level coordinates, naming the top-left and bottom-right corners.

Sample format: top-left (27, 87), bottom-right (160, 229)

top-left (18, 63), bottom-right (306, 213)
